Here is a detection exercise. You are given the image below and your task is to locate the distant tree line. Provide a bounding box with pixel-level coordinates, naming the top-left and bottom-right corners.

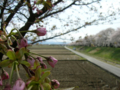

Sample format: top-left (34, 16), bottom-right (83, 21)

top-left (69, 28), bottom-right (120, 47)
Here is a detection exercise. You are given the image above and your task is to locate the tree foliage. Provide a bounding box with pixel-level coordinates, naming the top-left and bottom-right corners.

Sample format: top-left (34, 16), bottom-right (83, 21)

top-left (0, 0), bottom-right (120, 44)
top-left (70, 27), bottom-right (120, 47)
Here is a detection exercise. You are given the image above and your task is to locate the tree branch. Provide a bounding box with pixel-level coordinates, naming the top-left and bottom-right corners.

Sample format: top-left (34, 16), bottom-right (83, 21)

top-left (17, 12), bottom-right (28, 19)
top-left (5, 0), bottom-right (24, 27)
top-left (26, 0), bottom-right (33, 16)
top-left (30, 20), bottom-right (95, 44)
top-left (0, 0), bottom-right (7, 19)
top-left (18, 0), bottom-right (63, 37)
top-left (35, 0), bottom-right (63, 17)
top-left (0, 0), bottom-right (7, 30)
top-left (74, 0), bottom-right (101, 5)
top-left (39, 1), bottom-right (75, 20)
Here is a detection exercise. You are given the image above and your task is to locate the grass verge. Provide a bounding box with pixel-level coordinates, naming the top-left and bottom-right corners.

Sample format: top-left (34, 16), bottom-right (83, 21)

top-left (68, 46), bottom-right (120, 65)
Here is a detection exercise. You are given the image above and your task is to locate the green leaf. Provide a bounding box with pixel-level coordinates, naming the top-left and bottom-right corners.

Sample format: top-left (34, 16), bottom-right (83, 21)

top-left (0, 59), bottom-right (13, 67)
top-left (36, 0), bottom-right (43, 5)
top-left (7, 50), bottom-right (16, 60)
top-left (39, 71), bottom-right (50, 83)
top-left (35, 66), bottom-right (42, 80)
top-left (42, 68), bottom-right (51, 72)
top-left (16, 48), bottom-right (24, 60)
top-left (31, 84), bottom-right (40, 90)
top-left (43, 83), bottom-right (51, 90)
top-left (31, 60), bottom-right (39, 70)
top-left (20, 60), bottom-right (30, 67)
top-left (27, 81), bottom-right (39, 88)
top-left (21, 47), bottom-right (29, 54)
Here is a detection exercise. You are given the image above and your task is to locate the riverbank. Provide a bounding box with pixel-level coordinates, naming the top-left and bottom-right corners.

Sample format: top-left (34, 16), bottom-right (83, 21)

top-left (68, 46), bottom-right (120, 67)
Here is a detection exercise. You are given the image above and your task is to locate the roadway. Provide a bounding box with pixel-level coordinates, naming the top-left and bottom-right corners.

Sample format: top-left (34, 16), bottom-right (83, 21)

top-left (65, 46), bottom-right (120, 78)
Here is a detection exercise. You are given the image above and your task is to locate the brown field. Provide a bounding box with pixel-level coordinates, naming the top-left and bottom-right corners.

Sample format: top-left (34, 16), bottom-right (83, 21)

top-left (48, 60), bottom-right (120, 90)
top-left (0, 45), bottom-right (120, 90)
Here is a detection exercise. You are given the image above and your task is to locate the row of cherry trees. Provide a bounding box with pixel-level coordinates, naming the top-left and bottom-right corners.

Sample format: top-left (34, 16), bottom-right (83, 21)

top-left (70, 27), bottom-right (120, 47)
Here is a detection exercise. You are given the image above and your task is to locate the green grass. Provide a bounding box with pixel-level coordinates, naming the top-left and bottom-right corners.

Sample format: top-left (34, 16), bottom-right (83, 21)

top-left (68, 46), bottom-right (120, 64)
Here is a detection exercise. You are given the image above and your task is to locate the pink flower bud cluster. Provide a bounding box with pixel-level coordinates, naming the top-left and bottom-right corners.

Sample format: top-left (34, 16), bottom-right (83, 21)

top-left (51, 79), bottom-right (60, 89)
top-left (32, 1), bottom-right (43, 15)
top-left (32, 6), bottom-right (43, 14)
top-left (27, 56), bottom-right (58, 69)
top-left (37, 9), bottom-right (43, 14)
top-left (0, 20), bottom-right (60, 90)
top-left (24, 56), bottom-right (59, 89)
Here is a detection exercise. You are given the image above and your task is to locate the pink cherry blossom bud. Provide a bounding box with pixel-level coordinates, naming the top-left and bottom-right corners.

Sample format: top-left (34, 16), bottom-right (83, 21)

top-left (1, 71), bottom-right (9, 80)
top-left (18, 38), bottom-right (28, 49)
top-left (40, 62), bottom-right (47, 69)
top-left (0, 76), bottom-right (3, 86)
top-left (34, 1), bottom-right (36, 4)
top-left (27, 57), bottom-right (35, 67)
top-left (36, 28), bottom-right (46, 36)
top-left (47, 56), bottom-right (58, 68)
top-left (36, 57), bottom-right (47, 68)
top-left (36, 57), bottom-right (43, 63)
top-left (12, 79), bottom-right (25, 90)
top-left (51, 79), bottom-right (60, 89)
top-left (3, 84), bottom-right (11, 90)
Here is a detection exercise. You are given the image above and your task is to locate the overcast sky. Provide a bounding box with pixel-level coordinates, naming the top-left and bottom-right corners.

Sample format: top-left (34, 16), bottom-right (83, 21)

top-left (47, 21), bottom-right (120, 44)
top-left (6, 0), bottom-right (120, 44)
top-left (45, 0), bottom-right (120, 44)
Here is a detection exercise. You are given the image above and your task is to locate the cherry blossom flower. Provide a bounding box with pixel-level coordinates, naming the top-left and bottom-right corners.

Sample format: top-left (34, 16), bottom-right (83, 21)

top-left (12, 79), bottom-right (25, 90)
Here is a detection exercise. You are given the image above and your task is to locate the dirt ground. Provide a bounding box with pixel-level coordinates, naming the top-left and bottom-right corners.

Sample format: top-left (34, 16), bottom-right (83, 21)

top-left (47, 60), bottom-right (120, 90)
top-left (0, 45), bottom-right (120, 90)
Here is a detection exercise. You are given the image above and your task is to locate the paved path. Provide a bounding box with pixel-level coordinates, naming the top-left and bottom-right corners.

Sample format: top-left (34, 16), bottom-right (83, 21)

top-left (65, 46), bottom-right (120, 78)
